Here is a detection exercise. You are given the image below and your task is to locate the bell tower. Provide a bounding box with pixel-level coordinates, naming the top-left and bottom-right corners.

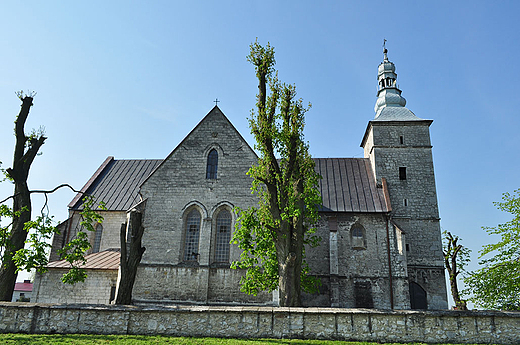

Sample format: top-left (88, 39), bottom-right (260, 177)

top-left (361, 46), bottom-right (448, 309)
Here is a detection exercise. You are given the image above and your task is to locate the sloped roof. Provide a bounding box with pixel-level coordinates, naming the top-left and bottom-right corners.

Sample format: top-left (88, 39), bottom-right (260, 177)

top-left (47, 248), bottom-right (120, 270)
top-left (69, 157), bottom-right (387, 214)
top-left (374, 106), bottom-right (424, 121)
top-left (14, 281), bottom-right (33, 292)
top-left (69, 158), bottom-right (163, 211)
top-left (314, 158), bottom-right (389, 213)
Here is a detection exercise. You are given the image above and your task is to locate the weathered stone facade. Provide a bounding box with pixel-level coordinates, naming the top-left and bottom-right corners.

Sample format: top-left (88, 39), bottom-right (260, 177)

top-left (35, 49), bottom-right (448, 310)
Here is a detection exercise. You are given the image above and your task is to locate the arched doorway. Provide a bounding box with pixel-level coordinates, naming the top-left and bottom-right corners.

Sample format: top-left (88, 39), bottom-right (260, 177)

top-left (409, 282), bottom-right (427, 310)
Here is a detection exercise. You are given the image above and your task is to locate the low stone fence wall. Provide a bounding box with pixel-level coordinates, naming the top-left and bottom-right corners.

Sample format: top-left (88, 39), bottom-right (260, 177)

top-left (0, 303), bottom-right (518, 344)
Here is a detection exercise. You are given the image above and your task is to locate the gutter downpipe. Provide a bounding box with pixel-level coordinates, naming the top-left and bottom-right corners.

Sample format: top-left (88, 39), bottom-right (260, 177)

top-left (382, 178), bottom-right (394, 309)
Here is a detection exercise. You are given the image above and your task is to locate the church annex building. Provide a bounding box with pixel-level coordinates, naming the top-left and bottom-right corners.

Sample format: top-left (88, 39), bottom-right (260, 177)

top-left (32, 51), bottom-right (448, 310)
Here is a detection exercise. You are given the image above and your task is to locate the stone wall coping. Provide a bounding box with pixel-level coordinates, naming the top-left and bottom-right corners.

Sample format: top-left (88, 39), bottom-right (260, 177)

top-left (2, 302), bottom-right (518, 318)
top-left (1, 303), bottom-right (519, 344)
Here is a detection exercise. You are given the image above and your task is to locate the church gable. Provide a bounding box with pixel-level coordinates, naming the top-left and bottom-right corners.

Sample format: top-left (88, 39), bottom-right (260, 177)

top-left (141, 106), bottom-right (256, 191)
top-left (137, 106), bottom-right (260, 268)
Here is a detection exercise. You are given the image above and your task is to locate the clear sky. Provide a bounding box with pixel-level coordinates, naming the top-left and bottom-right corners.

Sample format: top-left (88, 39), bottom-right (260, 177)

top-left (1, 1), bottom-right (519, 297)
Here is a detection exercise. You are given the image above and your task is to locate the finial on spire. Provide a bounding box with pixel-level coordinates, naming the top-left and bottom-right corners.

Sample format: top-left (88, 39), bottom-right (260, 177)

top-left (383, 39), bottom-right (388, 61)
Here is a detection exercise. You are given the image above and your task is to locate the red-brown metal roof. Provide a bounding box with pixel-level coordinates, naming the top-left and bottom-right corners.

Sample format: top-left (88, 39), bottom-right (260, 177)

top-left (47, 248), bottom-right (120, 270)
top-left (14, 281), bottom-right (33, 292)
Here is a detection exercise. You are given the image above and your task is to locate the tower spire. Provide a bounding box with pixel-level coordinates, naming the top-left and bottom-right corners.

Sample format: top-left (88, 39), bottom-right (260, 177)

top-left (374, 43), bottom-right (408, 118)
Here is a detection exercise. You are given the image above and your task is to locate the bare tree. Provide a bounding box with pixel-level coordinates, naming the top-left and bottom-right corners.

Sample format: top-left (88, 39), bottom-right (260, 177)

top-left (443, 230), bottom-right (470, 310)
top-left (0, 93), bottom-right (45, 301)
top-left (115, 205), bottom-right (146, 304)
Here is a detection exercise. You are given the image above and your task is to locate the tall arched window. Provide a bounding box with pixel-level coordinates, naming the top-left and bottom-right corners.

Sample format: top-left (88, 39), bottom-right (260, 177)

top-left (214, 210), bottom-right (231, 262)
top-left (183, 209), bottom-right (201, 261)
top-left (206, 149), bottom-right (218, 179)
top-left (93, 224), bottom-right (103, 253)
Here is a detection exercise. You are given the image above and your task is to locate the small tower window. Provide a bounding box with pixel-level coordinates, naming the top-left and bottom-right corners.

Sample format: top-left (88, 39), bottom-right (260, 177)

top-left (206, 149), bottom-right (218, 179)
top-left (399, 136), bottom-right (404, 145)
top-left (404, 199), bottom-right (408, 206)
top-left (399, 167), bottom-right (407, 180)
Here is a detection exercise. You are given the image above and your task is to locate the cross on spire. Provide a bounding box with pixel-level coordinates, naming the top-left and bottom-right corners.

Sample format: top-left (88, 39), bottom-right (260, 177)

top-left (214, 98), bottom-right (220, 106)
top-left (383, 39), bottom-right (388, 61)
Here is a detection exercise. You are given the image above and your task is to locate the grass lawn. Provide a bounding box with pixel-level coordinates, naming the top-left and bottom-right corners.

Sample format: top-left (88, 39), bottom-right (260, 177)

top-left (0, 334), bottom-right (481, 345)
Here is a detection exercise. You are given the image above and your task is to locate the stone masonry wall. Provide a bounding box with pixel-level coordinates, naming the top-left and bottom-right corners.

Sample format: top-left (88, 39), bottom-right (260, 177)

top-left (132, 265), bottom-right (271, 304)
top-left (0, 303), bottom-right (518, 344)
top-left (49, 211), bottom-right (126, 262)
top-left (32, 269), bottom-right (117, 304)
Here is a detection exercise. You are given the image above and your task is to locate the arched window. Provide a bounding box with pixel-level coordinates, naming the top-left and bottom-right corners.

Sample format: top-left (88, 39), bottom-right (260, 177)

top-left (93, 224), bottom-right (103, 253)
top-left (183, 209), bottom-right (201, 261)
top-left (214, 210), bottom-right (232, 262)
top-left (206, 149), bottom-right (218, 179)
top-left (351, 224), bottom-right (366, 249)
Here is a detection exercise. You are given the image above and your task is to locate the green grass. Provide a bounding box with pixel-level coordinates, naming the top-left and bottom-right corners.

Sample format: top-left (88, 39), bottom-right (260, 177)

top-left (0, 334), bottom-right (481, 345)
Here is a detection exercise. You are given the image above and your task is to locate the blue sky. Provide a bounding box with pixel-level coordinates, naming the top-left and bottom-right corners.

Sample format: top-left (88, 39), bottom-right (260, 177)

top-left (1, 1), bottom-right (519, 297)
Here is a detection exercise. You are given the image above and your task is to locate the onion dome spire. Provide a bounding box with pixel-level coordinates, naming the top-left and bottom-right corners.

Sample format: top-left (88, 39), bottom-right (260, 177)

top-left (374, 45), bottom-right (408, 118)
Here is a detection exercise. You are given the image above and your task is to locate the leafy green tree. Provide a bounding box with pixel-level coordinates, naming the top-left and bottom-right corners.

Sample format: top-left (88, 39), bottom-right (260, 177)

top-left (231, 41), bottom-right (322, 307)
top-left (0, 93), bottom-right (104, 301)
top-left (442, 230), bottom-right (471, 310)
top-left (56, 196), bottom-right (105, 284)
top-left (465, 189), bottom-right (520, 310)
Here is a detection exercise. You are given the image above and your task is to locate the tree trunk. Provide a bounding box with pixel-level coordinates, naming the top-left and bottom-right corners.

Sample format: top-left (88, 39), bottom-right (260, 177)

top-left (278, 250), bottom-right (302, 306)
top-left (0, 183), bottom-right (31, 301)
top-left (0, 96), bottom-right (45, 301)
top-left (449, 273), bottom-right (467, 310)
top-left (115, 207), bottom-right (146, 305)
top-left (277, 210), bottom-right (304, 307)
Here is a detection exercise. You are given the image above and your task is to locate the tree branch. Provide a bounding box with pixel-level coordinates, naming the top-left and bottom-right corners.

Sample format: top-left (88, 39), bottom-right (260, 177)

top-left (0, 184), bottom-right (82, 204)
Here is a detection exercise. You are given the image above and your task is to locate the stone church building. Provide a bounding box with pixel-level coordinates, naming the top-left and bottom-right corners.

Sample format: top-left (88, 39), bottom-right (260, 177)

top-left (32, 51), bottom-right (448, 310)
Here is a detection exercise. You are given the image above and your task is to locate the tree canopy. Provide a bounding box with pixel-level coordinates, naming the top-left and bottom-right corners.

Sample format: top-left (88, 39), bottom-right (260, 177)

top-left (464, 188), bottom-right (520, 310)
top-left (231, 41), bottom-right (322, 307)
